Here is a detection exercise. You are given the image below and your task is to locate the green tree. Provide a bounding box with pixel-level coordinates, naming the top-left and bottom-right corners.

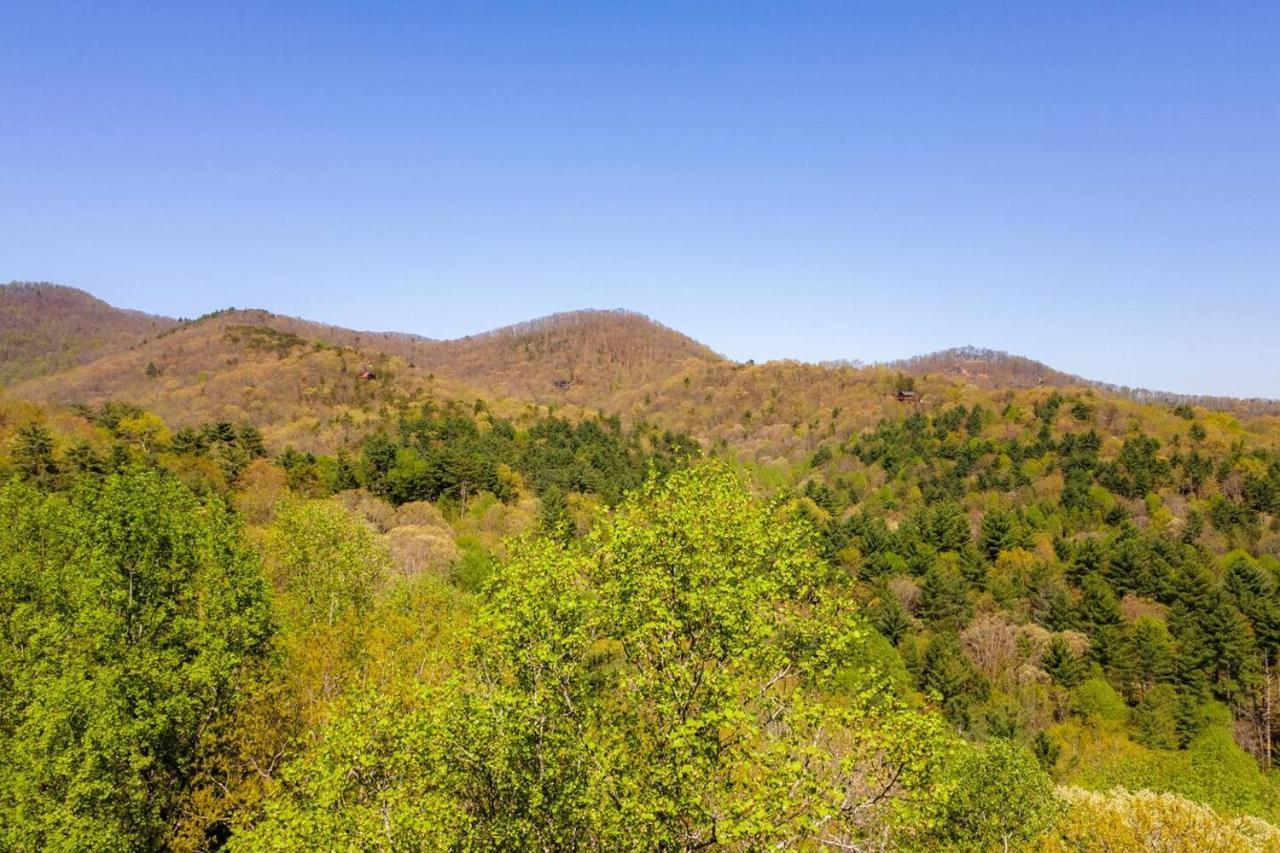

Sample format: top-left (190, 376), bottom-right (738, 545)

top-left (264, 498), bottom-right (388, 628)
top-left (240, 465), bottom-right (956, 849)
top-left (10, 422), bottom-right (58, 488)
top-left (980, 507), bottom-right (1022, 561)
top-left (1077, 573), bottom-right (1123, 632)
top-left (921, 632), bottom-right (989, 729)
top-left (922, 739), bottom-right (1059, 851)
top-left (925, 501), bottom-right (971, 552)
top-left (580, 465), bottom-right (947, 847)
top-left (538, 483), bottom-right (571, 539)
top-left (0, 472), bottom-right (272, 850)
top-left (876, 594), bottom-right (913, 645)
top-left (1129, 616), bottom-right (1175, 696)
top-left (920, 565), bottom-right (973, 630)
top-left (328, 449), bottom-right (359, 492)
top-left (115, 411), bottom-right (170, 458)
top-left (1102, 434), bottom-right (1169, 499)
top-left (1042, 635), bottom-right (1084, 688)
top-left (1133, 684), bottom-right (1181, 748)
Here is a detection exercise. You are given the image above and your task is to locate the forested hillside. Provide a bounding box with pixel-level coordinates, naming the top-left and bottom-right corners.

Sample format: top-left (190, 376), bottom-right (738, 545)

top-left (893, 346), bottom-right (1280, 416)
top-left (0, 282), bottom-right (177, 385)
top-left (2, 287), bottom-right (1280, 850)
top-left (9, 307), bottom-right (465, 451)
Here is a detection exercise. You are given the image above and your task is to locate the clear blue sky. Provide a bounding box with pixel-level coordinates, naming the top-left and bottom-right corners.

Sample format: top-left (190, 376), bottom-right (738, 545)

top-left (3, 3), bottom-right (1277, 396)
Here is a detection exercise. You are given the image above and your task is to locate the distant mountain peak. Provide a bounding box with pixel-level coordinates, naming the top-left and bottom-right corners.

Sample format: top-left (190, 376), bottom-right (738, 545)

top-left (402, 307), bottom-right (722, 401)
top-left (888, 346), bottom-right (1076, 389)
top-left (891, 345), bottom-right (1279, 413)
top-left (923, 345), bottom-right (1037, 362)
top-left (6, 284), bottom-right (1277, 426)
top-left (0, 281), bottom-right (177, 385)
top-left (467, 308), bottom-right (711, 348)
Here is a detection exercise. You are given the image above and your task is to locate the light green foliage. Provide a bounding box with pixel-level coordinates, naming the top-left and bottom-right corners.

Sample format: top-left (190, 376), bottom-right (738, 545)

top-left (239, 464), bottom-right (957, 849)
top-left (187, 570), bottom-right (472, 849)
top-left (0, 471), bottom-right (272, 851)
top-left (1044, 786), bottom-right (1280, 852)
top-left (1073, 721), bottom-right (1280, 822)
top-left (265, 497), bottom-right (389, 627)
top-left (581, 464), bottom-right (938, 847)
top-left (114, 410), bottom-right (170, 457)
top-left (1133, 684), bottom-right (1180, 748)
top-left (1071, 677), bottom-right (1129, 726)
top-left (450, 535), bottom-right (495, 592)
top-left (920, 739), bottom-right (1059, 851)
top-left (11, 374), bottom-right (1280, 847)
top-left (234, 688), bottom-right (468, 850)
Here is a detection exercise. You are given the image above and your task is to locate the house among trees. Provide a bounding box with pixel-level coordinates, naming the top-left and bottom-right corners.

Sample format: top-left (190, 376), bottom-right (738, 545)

top-left (359, 368), bottom-right (376, 380)
top-left (891, 372), bottom-right (917, 402)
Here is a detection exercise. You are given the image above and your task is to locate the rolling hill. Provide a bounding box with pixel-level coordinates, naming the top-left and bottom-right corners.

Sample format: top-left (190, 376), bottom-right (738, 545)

top-left (4, 285), bottom-right (1279, 458)
top-left (407, 309), bottom-right (723, 404)
top-left (5, 283), bottom-right (1280, 851)
top-left (0, 282), bottom-right (177, 385)
top-left (2, 294), bottom-right (724, 451)
top-left (892, 345), bottom-right (1280, 415)
top-left (889, 346), bottom-right (1081, 389)
top-left (8, 307), bottom-right (474, 451)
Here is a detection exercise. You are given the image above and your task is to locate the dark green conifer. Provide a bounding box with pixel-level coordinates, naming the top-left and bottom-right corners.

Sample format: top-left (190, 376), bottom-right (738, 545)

top-left (1041, 636), bottom-right (1083, 688)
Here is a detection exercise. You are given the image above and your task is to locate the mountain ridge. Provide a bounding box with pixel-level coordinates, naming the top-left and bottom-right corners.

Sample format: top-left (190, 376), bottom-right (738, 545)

top-left (5, 284), bottom-right (1278, 454)
top-left (889, 345), bottom-right (1280, 413)
top-left (0, 281), bottom-right (178, 385)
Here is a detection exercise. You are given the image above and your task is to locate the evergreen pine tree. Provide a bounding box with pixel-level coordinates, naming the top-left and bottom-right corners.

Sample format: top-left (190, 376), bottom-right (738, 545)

top-left (959, 545), bottom-right (988, 590)
top-left (1168, 606), bottom-right (1214, 693)
top-left (1044, 588), bottom-right (1075, 632)
top-left (1130, 617), bottom-right (1175, 696)
top-left (1041, 636), bottom-right (1083, 688)
top-left (875, 596), bottom-right (912, 645)
top-left (331, 450), bottom-right (360, 492)
top-left (539, 485), bottom-right (572, 541)
top-left (1032, 731), bottom-right (1061, 770)
top-left (1066, 537), bottom-right (1105, 586)
top-left (920, 566), bottom-right (972, 630)
top-left (1077, 574), bottom-right (1123, 631)
top-left (980, 508), bottom-right (1021, 561)
top-left (11, 423), bottom-right (58, 489)
top-left (928, 502), bottom-right (971, 552)
top-left (921, 633), bottom-right (989, 729)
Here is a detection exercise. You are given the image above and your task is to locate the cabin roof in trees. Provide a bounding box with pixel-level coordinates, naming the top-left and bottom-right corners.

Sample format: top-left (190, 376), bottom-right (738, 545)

top-left (894, 389), bottom-right (917, 401)
top-left (359, 368), bottom-right (376, 380)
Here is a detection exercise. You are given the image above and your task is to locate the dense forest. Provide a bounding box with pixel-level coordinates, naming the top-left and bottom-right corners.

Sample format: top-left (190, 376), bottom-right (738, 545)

top-left (3, 285), bottom-right (1280, 850)
top-left (3, 379), bottom-right (1280, 851)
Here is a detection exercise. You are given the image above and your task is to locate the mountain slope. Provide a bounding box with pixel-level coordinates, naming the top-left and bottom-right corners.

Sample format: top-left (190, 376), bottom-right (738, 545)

top-left (8, 308), bottom-right (480, 450)
top-left (0, 282), bottom-right (177, 385)
top-left (7, 302), bottom-right (722, 449)
top-left (407, 309), bottom-right (723, 404)
top-left (892, 346), bottom-right (1280, 415)
top-left (7, 287), bottom-right (1280, 458)
top-left (890, 346), bottom-right (1081, 389)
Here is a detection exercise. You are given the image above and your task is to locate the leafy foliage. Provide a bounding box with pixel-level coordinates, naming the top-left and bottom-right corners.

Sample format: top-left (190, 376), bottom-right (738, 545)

top-left (1044, 786), bottom-right (1280, 852)
top-left (5, 290), bottom-right (1280, 848)
top-left (0, 471), bottom-right (272, 850)
top-left (237, 465), bottom-right (959, 849)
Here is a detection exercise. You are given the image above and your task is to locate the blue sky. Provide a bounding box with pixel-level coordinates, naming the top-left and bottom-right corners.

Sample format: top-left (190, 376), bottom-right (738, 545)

top-left (2, 3), bottom-right (1277, 396)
